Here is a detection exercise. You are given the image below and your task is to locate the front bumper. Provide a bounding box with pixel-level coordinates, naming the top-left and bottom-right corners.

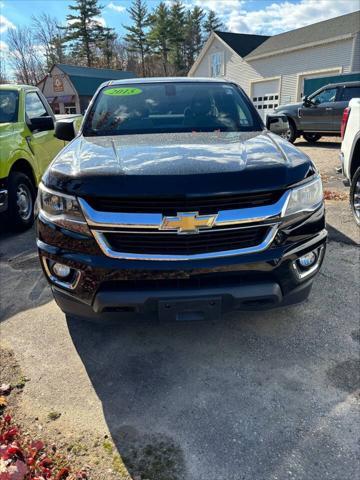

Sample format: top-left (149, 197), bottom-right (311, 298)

top-left (37, 207), bottom-right (327, 320)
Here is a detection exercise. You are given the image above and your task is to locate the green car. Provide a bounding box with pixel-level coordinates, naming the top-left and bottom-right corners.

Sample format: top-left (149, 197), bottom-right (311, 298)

top-left (0, 85), bottom-right (69, 230)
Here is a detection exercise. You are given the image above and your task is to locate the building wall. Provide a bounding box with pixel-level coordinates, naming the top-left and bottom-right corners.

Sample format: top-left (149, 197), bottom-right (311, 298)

top-left (38, 66), bottom-right (80, 114)
top-left (190, 36), bottom-right (354, 104)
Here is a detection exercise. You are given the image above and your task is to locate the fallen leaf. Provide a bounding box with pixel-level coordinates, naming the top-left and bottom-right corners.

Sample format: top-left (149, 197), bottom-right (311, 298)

top-left (0, 397), bottom-right (8, 408)
top-left (7, 459), bottom-right (27, 480)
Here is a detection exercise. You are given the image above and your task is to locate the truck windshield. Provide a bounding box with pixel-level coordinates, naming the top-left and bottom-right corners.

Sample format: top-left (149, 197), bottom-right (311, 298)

top-left (83, 82), bottom-right (262, 136)
top-left (0, 90), bottom-right (19, 124)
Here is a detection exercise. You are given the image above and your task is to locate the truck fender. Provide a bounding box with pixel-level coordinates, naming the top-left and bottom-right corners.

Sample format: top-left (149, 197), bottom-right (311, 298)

top-left (349, 133), bottom-right (360, 180)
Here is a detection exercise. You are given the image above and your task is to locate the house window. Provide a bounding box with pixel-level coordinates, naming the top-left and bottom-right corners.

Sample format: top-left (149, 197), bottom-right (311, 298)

top-left (210, 52), bottom-right (224, 77)
top-left (65, 104), bottom-right (77, 114)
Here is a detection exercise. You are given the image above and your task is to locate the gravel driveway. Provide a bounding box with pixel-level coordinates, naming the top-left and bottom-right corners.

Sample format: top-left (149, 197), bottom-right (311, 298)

top-left (0, 138), bottom-right (359, 480)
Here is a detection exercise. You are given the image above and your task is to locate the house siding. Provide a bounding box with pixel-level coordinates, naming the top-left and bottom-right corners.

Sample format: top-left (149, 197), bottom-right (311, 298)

top-left (351, 33), bottom-right (360, 71)
top-left (190, 36), bottom-right (354, 105)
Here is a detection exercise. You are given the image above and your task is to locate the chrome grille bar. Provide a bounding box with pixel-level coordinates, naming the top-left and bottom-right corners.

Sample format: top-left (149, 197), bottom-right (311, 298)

top-left (78, 191), bottom-right (290, 230)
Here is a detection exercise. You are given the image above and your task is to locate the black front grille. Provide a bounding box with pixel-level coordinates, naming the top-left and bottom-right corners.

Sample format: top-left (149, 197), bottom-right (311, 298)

top-left (104, 226), bottom-right (269, 255)
top-left (86, 191), bottom-right (283, 215)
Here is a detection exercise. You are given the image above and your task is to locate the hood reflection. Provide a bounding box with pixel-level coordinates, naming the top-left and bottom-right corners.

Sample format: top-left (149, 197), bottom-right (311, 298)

top-left (50, 130), bottom-right (308, 177)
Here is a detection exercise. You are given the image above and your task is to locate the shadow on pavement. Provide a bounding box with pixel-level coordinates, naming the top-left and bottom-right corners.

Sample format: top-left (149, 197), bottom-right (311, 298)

top-left (327, 223), bottom-right (359, 246)
top-left (66, 293), bottom-right (352, 480)
top-left (295, 140), bottom-right (340, 150)
top-left (65, 313), bottom-right (287, 480)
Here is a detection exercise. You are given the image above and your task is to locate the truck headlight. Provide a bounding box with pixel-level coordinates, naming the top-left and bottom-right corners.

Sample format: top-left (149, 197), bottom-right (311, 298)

top-left (37, 183), bottom-right (91, 235)
top-left (285, 176), bottom-right (323, 216)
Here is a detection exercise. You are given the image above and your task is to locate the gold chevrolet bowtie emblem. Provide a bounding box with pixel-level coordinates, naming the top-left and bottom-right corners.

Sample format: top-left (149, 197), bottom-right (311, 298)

top-left (160, 212), bottom-right (217, 234)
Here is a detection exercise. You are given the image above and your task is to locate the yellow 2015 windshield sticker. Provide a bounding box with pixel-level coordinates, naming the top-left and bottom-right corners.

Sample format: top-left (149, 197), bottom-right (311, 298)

top-left (104, 87), bottom-right (142, 96)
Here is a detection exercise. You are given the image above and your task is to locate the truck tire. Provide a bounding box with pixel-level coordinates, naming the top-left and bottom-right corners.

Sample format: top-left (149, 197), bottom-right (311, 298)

top-left (350, 166), bottom-right (360, 226)
top-left (8, 171), bottom-right (36, 231)
top-left (282, 120), bottom-right (297, 143)
top-left (303, 133), bottom-right (322, 143)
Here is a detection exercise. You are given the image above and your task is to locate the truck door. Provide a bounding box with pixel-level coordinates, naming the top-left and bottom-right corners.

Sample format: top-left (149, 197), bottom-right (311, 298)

top-left (25, 91), bottom-right (64, 182)
top-left (334, 85), bottom-right (360, 131)
top-left (299, 86), bottom-right (338, 132)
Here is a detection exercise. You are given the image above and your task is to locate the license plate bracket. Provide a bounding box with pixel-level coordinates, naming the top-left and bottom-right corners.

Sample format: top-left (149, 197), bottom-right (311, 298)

top-left (158, 296), bottom-right (222, 321)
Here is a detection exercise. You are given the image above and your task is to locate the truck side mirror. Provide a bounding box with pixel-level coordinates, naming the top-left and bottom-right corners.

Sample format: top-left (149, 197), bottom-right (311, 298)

top-left (28, 116), bottom-right (54, 132)
top-left (266, 114), bottom-right (289, 136)
top-left (55, 119), bottom-right (76, 141)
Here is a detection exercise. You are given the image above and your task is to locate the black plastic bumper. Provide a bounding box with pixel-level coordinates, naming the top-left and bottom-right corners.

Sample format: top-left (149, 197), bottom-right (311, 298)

top-left (52, 278), bottom-right (313, 321)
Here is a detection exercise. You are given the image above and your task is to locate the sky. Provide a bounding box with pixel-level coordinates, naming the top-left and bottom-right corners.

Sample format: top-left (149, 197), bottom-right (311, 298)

top-left (1, 0), bottom-right (359, 61)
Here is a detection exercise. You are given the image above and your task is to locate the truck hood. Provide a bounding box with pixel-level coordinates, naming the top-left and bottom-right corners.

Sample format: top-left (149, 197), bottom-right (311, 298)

top-left (44, 131), bottom-right (314, 197)
top-left (275, 103), bottom-right (302, 113)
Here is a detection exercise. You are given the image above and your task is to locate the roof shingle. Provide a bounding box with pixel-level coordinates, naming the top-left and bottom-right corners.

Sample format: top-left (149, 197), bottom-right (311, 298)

top-left (56, 64), bottom-right (136, 96)
top-left (245, 10), bottom-right (360, 59)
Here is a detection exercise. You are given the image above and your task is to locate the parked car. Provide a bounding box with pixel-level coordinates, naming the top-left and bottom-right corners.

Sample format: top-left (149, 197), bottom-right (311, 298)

top-left (37, 78), bottom-right (326, 321)
top-left (275, 81), bottom-right (360, 143)
top-left (0, 85), bottom-right (81, 230)
top-left (339, 97), bottom-right (360, 225)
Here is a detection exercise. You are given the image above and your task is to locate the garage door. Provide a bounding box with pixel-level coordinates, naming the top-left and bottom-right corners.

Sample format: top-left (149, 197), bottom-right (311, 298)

top-left (252, 79), bottom-right (280, 121)
top-left (299, 71), bottom-right (339, 99)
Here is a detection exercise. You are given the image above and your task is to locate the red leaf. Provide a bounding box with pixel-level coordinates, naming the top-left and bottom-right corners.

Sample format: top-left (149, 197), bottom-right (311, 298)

top-left (30, 441), bottom-right (44, 452)
top-left (39, 457), bottom-right (52, 468)
top-left (6, 459), bottom-right (27, 480)
top-left (55, 467), bottom-right (70, 480)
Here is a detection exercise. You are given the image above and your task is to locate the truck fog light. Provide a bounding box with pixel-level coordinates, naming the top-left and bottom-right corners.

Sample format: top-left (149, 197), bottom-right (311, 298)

top-left (52, 262), bottom-right (71, 278)
top-left (298, 251), bottom-right (317, 268)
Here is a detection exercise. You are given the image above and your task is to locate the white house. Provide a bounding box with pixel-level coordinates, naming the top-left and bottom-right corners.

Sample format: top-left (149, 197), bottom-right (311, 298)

top-left (188, 11), bottom-right (360, 120)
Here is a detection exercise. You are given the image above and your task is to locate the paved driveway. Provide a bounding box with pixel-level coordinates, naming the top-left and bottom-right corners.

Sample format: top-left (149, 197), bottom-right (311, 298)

top-left (0, 139), bottom-right (359, 480)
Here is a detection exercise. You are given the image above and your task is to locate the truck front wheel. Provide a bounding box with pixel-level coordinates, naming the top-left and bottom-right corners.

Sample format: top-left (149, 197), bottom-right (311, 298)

top-left (8, 171), bottom-right (35, 231)
top-left (350, 167), bottom-right (360, 226)
top-left (282, 120), bottom-right (297, 143)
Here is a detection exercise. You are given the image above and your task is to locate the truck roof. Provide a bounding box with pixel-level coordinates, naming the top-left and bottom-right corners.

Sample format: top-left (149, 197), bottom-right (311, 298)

top-left (0, 84), bottom-right (39, 91)
top-left (108, 77), bottom-right (231, 86)
top-left (323, 81), bottom-right (360, 89)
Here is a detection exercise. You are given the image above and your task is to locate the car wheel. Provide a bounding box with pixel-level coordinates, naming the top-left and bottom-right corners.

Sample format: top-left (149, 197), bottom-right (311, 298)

top-left (350, 166), bottom-right (360, 226)
top-left (281, 121), bottom-right (297, 143)
top-left (8, 171), bottom-right (35, 231)
top-left (303, 133), bottom-right (322, 143)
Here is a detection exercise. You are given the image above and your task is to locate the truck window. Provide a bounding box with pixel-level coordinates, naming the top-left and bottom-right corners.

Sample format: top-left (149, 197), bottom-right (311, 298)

top-left (83, 82), bottom-right (262, 136)
top-left (311, 88), bottom-right (337, 105)
top-left (25, 92), bottom-right (48, 119)
top-left (0, 90), bottom-right (19, 123)
top-left (341, 86), bottom-right (360, 102)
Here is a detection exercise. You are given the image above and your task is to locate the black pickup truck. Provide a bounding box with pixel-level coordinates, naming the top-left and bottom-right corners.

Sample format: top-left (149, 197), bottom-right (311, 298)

top-left (275, 81), bottom-right (360, 143)
top-left (37, 78), bottom-right (326, 321)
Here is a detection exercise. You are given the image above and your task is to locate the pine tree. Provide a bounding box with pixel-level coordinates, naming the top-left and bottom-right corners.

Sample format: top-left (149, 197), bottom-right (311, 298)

top-left (124, 0), bottom-right (150, 77)
top-left (64, 0), bottom-right (105, 67)
top-left (148, 2), bottom-right (172, 76)
top-left (184, 6), bottom-right (205, 71)
top-left (100, 27), bottom-right (117, 68)
top-left (168, 0), bottom-right (186, 75)
top-left (203, 10), bottom-right (224, 39)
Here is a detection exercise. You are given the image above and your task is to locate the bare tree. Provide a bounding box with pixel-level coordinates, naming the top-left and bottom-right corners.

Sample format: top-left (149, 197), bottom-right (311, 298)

top-left (7, 27), bottom-right (45, 84)
top-left (0, 58), bottom-right (9, 84)
top-left (32, 13), bottom-right (67, 69)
